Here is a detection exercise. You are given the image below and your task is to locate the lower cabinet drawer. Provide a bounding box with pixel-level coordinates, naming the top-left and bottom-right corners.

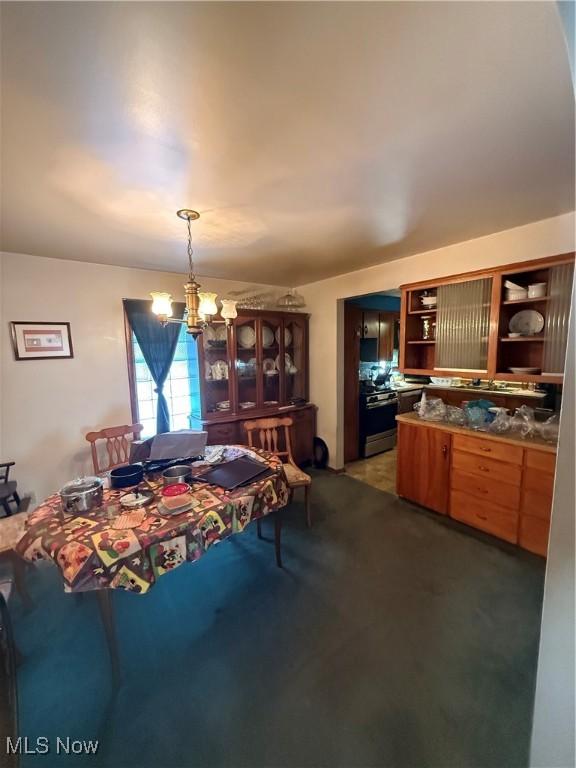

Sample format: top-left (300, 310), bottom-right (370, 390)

top-left (452, 450), bottom-right (522, 486)
top-left (450, 490), bottom-right (519, 543)
top-left (519, 515), bottom-right (550, 557)
top-left (451, 469), bottom-right (520, 511)
top-left (206, 423), bottom-right (239, 444)
top-left (453, 433), bottom-right (523, 465)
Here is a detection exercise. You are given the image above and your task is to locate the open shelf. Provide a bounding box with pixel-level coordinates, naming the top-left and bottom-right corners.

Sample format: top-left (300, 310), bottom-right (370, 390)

top-left (502, 296), bottom-right (550, 306)
top-left (407, 340), bottom-right (436, 345)
top-left (408, 308), bottom-right (437, 316)
top-left (500, 336), bottom-right (545, 343)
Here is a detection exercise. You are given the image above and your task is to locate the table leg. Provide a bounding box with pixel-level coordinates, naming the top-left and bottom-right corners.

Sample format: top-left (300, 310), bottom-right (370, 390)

top-left (96, 590), bottom-right (121, 686)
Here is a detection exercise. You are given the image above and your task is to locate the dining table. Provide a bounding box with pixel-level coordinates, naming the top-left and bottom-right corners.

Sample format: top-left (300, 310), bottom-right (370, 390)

top-left (15, 445), bottom-right (290, 682)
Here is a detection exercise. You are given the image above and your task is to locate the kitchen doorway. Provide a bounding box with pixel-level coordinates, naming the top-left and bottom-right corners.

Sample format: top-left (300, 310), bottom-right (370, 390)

top-left (343, 289), bottom-right (412, 495)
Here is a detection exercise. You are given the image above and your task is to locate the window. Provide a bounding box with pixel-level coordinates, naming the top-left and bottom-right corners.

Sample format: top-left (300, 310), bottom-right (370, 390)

top-left (131, 324), bottom-right (201, 438)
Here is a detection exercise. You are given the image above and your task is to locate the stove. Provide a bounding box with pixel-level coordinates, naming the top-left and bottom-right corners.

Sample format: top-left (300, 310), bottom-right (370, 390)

top-left (358, 387), bottom-right (398, 457)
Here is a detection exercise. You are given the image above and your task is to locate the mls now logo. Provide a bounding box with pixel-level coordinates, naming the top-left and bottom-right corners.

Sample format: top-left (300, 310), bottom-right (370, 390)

top-left (6, 737), bottom-right (99, 755)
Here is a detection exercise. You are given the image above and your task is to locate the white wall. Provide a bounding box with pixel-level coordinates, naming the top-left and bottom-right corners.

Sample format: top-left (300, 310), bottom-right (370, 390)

top-left (0, 252), bottom-right (285, 502)
top-left (297, 212), bottom-right (575, 468)
top-left (530, 274), bottom-right (575, 767)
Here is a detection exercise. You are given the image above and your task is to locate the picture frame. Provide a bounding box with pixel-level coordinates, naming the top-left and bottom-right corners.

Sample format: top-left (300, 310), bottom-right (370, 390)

top-left (10, 321), bottom-right (74, 361)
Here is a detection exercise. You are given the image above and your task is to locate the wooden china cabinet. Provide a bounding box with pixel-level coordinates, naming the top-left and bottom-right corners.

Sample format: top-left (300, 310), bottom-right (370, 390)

top-left (190, 309), bottom-right (317, 466)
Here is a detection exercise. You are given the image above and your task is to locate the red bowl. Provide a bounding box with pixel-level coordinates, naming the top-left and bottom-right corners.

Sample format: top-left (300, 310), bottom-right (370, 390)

top-left (161, 483), bottom-right (190, 497)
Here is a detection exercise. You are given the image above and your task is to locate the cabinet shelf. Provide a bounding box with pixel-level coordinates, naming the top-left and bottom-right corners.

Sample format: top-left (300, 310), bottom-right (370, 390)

top-left (407, 340), bottom-right (436, 345)
top-left (502, 296), bottom-right (550, 305)
top-left (500, 336), bottom-right (545, 343)
top-left (408, 308), bottom-right (437, 316)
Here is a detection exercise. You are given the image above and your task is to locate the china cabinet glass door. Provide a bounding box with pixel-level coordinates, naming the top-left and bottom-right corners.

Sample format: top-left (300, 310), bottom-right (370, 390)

top-left (260, 317), bottom-right (282, 409)
top-left (201, 323), bottom-right (232, 417)
top-left (282, 315), bottom-right (307, 402)
top-left (235, 316), bottom-right (259, 413)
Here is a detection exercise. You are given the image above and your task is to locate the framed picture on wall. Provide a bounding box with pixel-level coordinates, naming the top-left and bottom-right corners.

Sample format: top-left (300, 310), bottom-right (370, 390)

top-left (10, 321), bottom-right (74, 360)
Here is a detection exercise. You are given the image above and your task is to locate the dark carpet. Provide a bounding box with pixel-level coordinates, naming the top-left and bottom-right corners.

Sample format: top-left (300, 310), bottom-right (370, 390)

top-left (9, 470), bottom-right (545, 768)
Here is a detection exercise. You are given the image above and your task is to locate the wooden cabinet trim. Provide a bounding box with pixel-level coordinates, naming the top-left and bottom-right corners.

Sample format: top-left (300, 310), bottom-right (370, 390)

top-left (399, 253), bottom-right (575, 292)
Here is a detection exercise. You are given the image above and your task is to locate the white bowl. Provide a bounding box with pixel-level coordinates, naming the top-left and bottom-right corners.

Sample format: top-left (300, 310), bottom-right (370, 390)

top-left (429, 377), bottom-right (454, 386)
top-left (528, 283), bottom-right (547, 298)
top-left (505, 288), bottom-right (528, 301)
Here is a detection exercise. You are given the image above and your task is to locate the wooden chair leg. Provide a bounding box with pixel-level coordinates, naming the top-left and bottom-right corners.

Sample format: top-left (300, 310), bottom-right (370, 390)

top-left (2, 499), bottom-right (12, 517)
top-left (304, 485), bottom-right (312, 528)
top-left (256, 518), bottom-right (263, 539)
top-left (12, 492), bottom-right (20, 509)
top-left (274, 512), bottom-right (282, 568)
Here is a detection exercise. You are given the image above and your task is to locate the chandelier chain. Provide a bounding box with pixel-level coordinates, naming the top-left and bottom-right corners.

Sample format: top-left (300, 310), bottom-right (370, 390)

top-left (187, 216), bottom-right (195, 278)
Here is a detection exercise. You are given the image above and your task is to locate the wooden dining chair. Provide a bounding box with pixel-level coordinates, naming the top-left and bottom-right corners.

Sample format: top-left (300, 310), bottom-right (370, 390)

top-left (85, 423), bottom-right (144, 475)
top-left (0, 463), bottom-right (20, 518)
top-left (243, 416), bottom-right (312, 567)
top-left (0, 512), bottom-right (32, 610)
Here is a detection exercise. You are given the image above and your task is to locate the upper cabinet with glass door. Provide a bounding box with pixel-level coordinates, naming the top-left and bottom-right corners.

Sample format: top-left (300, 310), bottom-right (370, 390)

top-left (260, 316), bottom-right (282, 410)
top-left (234, 315), bottom-right (259, 414)
top-left (199, 322), bottom-right (233, 418)
top-left (281, 315), bottom-right (308, 402)
top-left (198, 309), bottom-right (310, 421)
top-left (399, 253), bottom-right (575, 383)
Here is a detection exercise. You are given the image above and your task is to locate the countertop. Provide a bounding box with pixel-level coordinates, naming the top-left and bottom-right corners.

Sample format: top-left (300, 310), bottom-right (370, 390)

top-left (396, 412), bottom-right (557, 454)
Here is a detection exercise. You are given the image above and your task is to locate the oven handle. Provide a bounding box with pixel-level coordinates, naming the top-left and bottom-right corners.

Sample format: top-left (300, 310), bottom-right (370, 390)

top-left (365, 400), bottom-right (399, 410)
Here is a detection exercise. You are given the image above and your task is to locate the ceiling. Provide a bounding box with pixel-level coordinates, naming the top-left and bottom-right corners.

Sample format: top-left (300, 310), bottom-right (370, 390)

top-left (1, 2), bottom-right (574, 286)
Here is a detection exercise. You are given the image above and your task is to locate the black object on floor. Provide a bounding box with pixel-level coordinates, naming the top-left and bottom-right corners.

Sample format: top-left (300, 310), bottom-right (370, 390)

top-left (11, 471), bottom-right (545, 768)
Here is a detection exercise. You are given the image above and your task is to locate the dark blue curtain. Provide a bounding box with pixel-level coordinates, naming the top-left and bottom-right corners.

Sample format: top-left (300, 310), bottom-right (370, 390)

top-left (123, 299), bottom-right (184, 434)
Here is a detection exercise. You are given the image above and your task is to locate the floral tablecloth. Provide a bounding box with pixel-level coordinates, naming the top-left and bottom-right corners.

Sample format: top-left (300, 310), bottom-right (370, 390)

top-left (15, 446), bottom-right (289, 595)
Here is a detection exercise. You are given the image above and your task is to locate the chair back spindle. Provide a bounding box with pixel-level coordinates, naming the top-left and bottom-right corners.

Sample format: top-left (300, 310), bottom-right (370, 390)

top-left (244, 417), bottom-right (295, 464)
top-left (85, 424), bottom-right (143, 475)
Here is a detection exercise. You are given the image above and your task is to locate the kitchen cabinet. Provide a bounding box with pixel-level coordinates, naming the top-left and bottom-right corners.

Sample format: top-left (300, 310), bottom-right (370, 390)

top-left (362, 311), bottom-right (380, 339)
top-left (378, 312), bottom-right (396, 360)
top-left (519, 449), bottom-right (555, 556)
top-left (396, 414), bottom-right (557, 556)
top-left (396, 421), bottom-right (451, 514)
top-left (399, 252), bottom-right (575, 384)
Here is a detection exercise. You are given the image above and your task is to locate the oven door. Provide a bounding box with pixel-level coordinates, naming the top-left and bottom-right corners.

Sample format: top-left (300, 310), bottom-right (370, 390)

top-left (360, 398), bottom-right (398, 436)
top-left (359, 398), bottom-right (398, 457)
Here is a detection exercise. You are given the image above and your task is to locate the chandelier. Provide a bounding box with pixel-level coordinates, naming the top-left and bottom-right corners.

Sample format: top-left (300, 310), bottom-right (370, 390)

top-left (150, 209), bottom-right (237, 338)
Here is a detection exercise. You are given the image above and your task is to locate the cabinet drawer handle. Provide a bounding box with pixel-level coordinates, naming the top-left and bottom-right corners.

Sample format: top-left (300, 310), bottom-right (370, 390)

top-left (441, 445), bottom-right (448, 456)
top-left (478, 465), bottom-right (489, 472)
top-left (480, 447), bottom-right (492, 452)
top-left (476, 514), bottom-right (488, 521)
top-left (478, 488), bottom-right (488, 494)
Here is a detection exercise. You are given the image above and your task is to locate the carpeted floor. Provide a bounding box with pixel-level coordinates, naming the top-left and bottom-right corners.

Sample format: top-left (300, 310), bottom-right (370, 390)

top-left (9, 471), bottom-right (545, 768)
